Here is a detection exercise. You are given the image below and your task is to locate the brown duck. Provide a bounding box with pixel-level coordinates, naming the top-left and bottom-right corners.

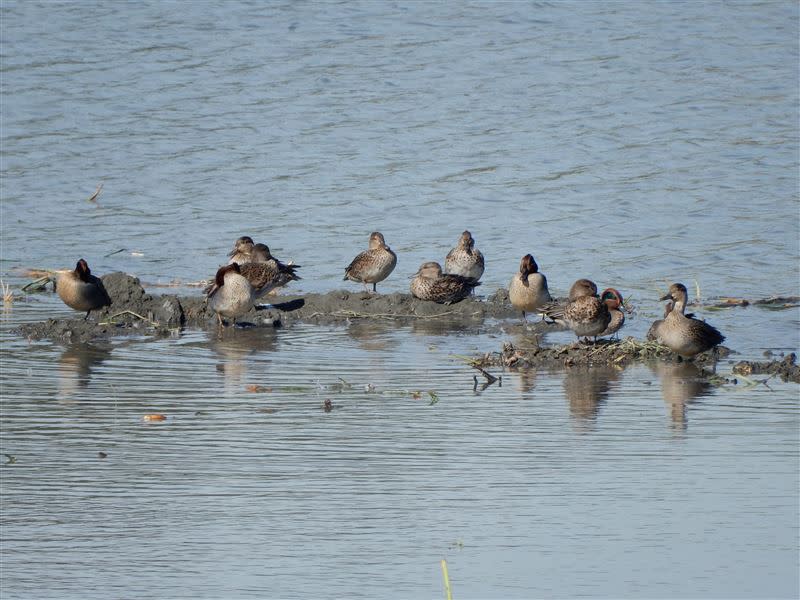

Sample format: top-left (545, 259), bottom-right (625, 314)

top-left (650, 283), bottom-right (725, 357)
top-left (206, 263), bottom-right (255, 326)
top-left (410, 261), bottom-right (480, 304)
top-left (542, 278), bottom-right (611, 340)
top-left (55, 259), bottom-right (111, 320)
top-left (343, 232), bottom-right (397, 292)
top-left (444, 230), bottom-right (484, 281)
top-left (508, 254), bottom-right (552, 319)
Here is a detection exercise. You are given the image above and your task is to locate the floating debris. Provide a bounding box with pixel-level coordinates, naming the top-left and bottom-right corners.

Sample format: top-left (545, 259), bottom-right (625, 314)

top-left (142, 414), bottom-right (167, 422)
top-left (246, 384), bottom-right (271, 393)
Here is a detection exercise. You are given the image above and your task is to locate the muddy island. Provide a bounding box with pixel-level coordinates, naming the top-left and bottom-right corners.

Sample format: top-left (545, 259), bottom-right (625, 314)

top-left (13, 271), bottom-right (800, 383)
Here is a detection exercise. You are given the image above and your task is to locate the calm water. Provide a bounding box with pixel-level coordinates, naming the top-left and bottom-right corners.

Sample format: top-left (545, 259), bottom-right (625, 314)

top-left (1, 1), bottom-right (799, 598)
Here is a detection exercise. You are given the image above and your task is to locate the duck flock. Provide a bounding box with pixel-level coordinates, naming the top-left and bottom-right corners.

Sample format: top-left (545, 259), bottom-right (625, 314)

top-left (53, 230), bottom-right (725, 359)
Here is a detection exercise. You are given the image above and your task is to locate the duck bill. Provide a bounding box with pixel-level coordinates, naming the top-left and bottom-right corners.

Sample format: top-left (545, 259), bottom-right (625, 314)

top-left (659, 293), bottom-right (672, 301)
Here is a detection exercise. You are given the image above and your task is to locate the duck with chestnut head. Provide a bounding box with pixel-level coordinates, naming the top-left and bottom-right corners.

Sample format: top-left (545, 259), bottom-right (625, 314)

top-left (343, 232), bottom-right (397, 293)
top-left (55, 259), bottom-right (111, 320)
top-left (508, 254), bottom-right (552, 320)
top-left (541, 278), bottom-right (611, 341)
top-left (650, 283), bottom-right (724, 357)
top-left (444, 230), bottom-right (484, 281)
top-left (410, 261), bottom-right (480, 305)
top-left (206, 263), bottom-right (255, 326)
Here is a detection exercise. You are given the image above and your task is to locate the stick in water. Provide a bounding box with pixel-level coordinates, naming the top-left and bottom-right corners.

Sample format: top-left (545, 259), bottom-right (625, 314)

top-left (441, 559), bottom-right (452, 600)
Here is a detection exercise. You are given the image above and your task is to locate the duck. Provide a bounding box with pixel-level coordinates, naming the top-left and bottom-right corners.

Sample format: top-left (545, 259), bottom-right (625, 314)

top-left (343, 232), bottom-right (397, 292)
top-left (444, 230), bottom-right (484, 280)
top-left (227, 236), bottom-right (255, 264)
top-left (239, 244), bottom-right (300, 296)
top-left (508, 254), bottom-right (551, 320)
top-left (206, 263), bottom-right (255, 326)
top-left (410, 261), bottom-right (480, 304)
top-left (647, 300), bottom-right (673, 341)
top-left (650, 282), bottom-right (725, 357)
top-left (541, 278), bottom-right (611, 341)
top-left (597, 288), bottom-right (627, 338)
top-left (55, 259), bottom-right (112, 320)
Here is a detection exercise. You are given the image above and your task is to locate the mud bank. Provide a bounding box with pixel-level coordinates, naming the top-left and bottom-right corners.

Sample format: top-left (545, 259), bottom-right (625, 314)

top-left (15, 272), bottom-right (526, 342)
top-left (474, 338), bottom-right (732, 372)
top-left (733, 353), bottom-right (800, 383)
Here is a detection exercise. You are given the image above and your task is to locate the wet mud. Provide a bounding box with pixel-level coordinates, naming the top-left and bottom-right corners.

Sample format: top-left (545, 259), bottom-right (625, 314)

top-left (15, 273), bottom-right (525, 342)
top-left (732, 353), bottom-right (800, 383)
top-left (12, 274), bottom-right (799, 384)
top-left (475, 338), bottom-right (731, 372)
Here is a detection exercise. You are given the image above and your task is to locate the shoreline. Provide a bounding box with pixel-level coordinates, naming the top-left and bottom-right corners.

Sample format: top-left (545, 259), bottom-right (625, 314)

top-left (12, 272), bottom-right (800, 383)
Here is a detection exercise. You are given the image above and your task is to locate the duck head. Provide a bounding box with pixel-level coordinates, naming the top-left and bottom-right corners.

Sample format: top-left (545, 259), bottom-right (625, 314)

top-left (459, 230), bottom-right (475, 250)
top-left (252, 243), bottom-right (273, 261)
top-left (660, 283), bottom-right (689, 313)
top-left (414, 261), bottom-right (443, 280)
top-left (601, 288), bottom-right (628, 312)
top-left (75, 258), bottom-right (92, 282)
top-left (228, 236), bottom-right (255, 257)
top-left (519, 254), bottom-right (539, 285)
top-left (368, 232), bottom-right (387, 250)
top-left (569, 278), bottom-right (598, 301)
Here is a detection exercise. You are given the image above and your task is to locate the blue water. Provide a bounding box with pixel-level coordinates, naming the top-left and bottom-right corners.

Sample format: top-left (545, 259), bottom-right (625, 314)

top-left (1, 1), bottom-right (798, 598)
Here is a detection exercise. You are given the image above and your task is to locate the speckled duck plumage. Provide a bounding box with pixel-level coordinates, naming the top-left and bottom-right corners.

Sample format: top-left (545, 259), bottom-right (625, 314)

top-left (410, 261), bottom-right (480, 304)
top-left (343, 232), bottom-right (397, 292)
top-left (650, 283), bottom-right (725, 357)
top-left (55, 259), bottom-right (111, 320)
top-left (542, 278), bottom-right (611, 339)
top-left (444, 230), bottom-right (484, 281)
top-left (508, 254), bottom-right (551, 319)
top-left (206, 263), bottom-right (255, 326)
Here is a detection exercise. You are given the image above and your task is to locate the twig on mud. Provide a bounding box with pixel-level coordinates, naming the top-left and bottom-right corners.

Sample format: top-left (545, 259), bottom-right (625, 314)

top-left (99, 310), bottom-right (160, 327)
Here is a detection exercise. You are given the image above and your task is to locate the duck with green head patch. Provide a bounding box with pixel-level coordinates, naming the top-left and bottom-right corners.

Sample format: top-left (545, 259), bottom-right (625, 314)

top-left (598, 288), bottom-right (628, 338)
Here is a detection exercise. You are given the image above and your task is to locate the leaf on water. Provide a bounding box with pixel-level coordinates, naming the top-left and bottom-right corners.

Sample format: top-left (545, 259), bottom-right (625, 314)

top-left (142, 414), bottom-right (167, 422)
top-left (4, 454), bottom-right (16, 464)
top-left (411, 391), bottom-right (422, 400)
top-left (428, 391), bottom-right (439, 405)
top-left (98, 452), bottom-right (108, 459)
top-left (246, 384), bottom-right (271, 393)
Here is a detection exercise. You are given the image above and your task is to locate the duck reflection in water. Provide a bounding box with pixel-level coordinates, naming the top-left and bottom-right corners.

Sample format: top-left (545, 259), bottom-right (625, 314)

top-left (562, 366), bottom-right (622, 431)
top-left (651, 362), bottom-right (713, 430)
top-left (209, 327), bottom-right (278, 389)
top-left (346, 321), bottom-right (392, 352)
top-left (57, 343), bottom-right (113, 400)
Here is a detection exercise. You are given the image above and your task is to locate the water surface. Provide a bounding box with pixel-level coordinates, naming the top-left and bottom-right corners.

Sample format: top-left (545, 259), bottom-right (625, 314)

top-left (1, 1), bottom-right (799, 598)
